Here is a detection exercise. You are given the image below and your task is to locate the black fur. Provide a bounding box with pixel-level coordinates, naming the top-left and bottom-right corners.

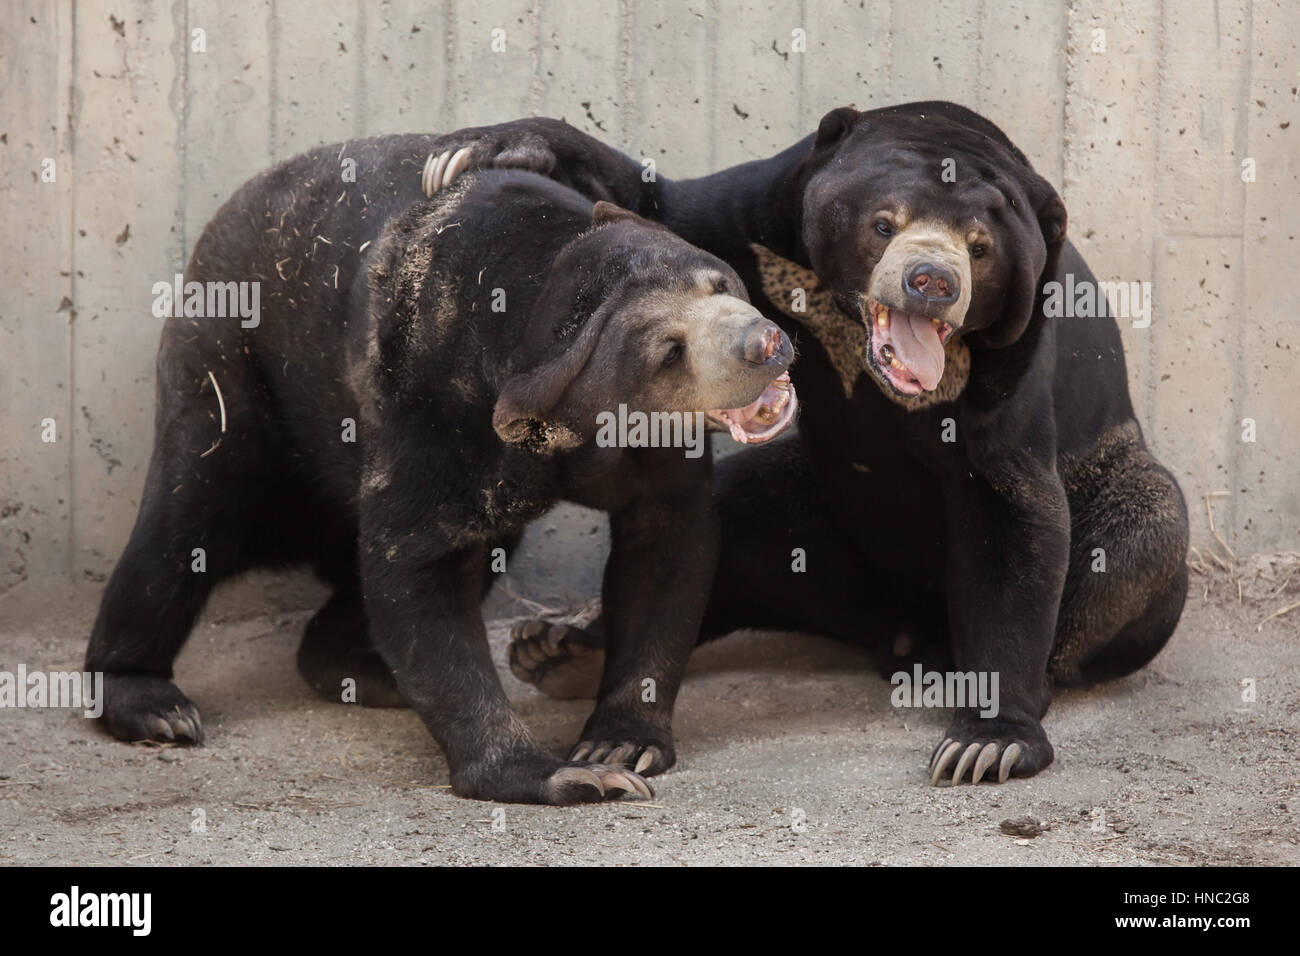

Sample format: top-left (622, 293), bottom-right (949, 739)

top-left (462, 105), bottom-right (1190, 781)
top-left (84, 136), bottom-right (792, 803)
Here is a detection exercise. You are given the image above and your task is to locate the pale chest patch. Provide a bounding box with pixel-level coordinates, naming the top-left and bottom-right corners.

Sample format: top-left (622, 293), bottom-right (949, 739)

top-left (749, 243), bottom-right (970, 411)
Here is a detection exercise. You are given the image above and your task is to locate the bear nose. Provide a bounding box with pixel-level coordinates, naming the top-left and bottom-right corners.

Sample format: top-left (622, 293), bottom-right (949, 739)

top-left (744, 321), bottom-right (788, 365)
top-left (904, 261), bottom-right (960, 305)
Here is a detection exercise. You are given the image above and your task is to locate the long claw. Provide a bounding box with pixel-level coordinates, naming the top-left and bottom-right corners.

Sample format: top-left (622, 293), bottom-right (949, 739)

top-left (602, 770), bottom-right (650, 799)
top-left (998, 743), bottom-right (1023, 783)
top-left (421, 153), bottom-right (435, 196)
top-left (173, 715), bottom-right (197, 742)
top-left (551, 766), bottom-right (604, 796)
top-left (634, 748), bottom-right (657, 774)
top-left (971, 742), bottom-right (1000, 784)
top-left (930, 740), bottom-right (963, 785)
top-left (146, 715), bottom-right (174, 741)
top-left (606, 743), bottom-right (637, 766)
top-left (600, 771), bottom-right (635, 794)
top-left (625, 772), bottom-right (653, 799)
top-left (929, 737), bottom-right (953, 773)
top-left (430, 149), bottom-right (452, 194)
top-left (951, 742), bottom-right (982, 784)
top-left (587, 744), bottom-right (613, 764)
top-left (443, 146), bottom-right (473, 185)
top-left (570, 742), bottom-right (594, 762)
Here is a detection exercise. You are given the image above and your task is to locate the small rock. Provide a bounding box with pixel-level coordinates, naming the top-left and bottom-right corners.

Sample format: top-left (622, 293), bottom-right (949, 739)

top-left (1000, 816), bottom-right (1044, 838)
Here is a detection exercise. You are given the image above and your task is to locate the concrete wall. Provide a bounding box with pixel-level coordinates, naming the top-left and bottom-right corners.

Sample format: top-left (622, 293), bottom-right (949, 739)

top-left (2, 0), bottom-right (1298, 599)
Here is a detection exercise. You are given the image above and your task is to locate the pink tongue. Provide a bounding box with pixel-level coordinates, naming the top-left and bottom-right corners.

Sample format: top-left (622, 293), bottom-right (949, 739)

top-left (891, 312), bottom-right (945, 391)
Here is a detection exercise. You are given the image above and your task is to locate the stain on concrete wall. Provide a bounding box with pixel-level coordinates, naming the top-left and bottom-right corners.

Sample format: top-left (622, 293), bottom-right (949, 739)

top-left (2, 0), bottom-right (1297, 598)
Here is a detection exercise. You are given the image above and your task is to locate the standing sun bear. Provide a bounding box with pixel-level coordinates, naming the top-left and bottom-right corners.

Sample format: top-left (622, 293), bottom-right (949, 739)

top-left (425, 102), bottom-right (1191, 785)
top-left (84, 140), bottom-right (797, 804)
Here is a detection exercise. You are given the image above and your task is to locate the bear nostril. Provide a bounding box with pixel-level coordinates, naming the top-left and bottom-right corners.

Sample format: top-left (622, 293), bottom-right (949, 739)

top-left (764, 328), bottom-right (781, 360)
top-left (906, 263), bottom-right (958, 301)
top-left (746, 323), bottom-right (784, 365)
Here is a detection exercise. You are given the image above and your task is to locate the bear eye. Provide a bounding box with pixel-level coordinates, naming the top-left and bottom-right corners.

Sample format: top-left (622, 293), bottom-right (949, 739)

top-left (970, 243), bottom-right (987, 259)
top-left (712, 276), bottom-right (730, 295)
top-left (874, 219), bottom-right (895, 238)
top-left (662, 341), bottom-right (684, 368)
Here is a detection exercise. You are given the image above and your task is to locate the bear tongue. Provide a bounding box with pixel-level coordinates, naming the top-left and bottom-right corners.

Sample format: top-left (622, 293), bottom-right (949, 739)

top-left (890, 311), bottom-right (945, 391)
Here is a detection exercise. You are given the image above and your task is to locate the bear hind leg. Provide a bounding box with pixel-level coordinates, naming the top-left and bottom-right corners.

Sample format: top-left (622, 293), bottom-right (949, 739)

top-left (1050, 424), bottom-right (1189, 688)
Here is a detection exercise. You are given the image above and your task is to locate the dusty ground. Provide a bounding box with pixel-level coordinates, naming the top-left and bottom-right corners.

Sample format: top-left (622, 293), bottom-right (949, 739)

top-left (0, 563), bottom-right (1297, 867)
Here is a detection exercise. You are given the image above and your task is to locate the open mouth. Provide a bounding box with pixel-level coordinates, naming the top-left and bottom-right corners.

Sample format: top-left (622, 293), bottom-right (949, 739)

top-left (707, 372), bottom-right (798, 444)
top-left (863, 300), bottom-right (955, 396)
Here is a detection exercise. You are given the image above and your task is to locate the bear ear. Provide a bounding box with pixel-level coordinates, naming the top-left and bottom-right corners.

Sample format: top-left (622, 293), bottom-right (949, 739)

top-left (1037, 192), bottom-right (1068, 260)
top-left (591, 201), bottom-right (673, 235)
top-left (592, 200), bottom-right (640, 226)
top-left (492, 301), bottom-right (613, 451)
top-left (814, 107), bottom-right (863, 150)
top-left (969, 174), bottom-right (1068, 350)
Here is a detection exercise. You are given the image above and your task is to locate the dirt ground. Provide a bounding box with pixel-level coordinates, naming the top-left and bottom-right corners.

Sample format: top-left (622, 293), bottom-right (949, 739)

top-left (1, 561), bottom-right (1297, 867)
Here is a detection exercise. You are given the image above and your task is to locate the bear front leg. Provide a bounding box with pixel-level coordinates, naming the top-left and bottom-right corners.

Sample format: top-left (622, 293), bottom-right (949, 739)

top-left (358, 513), bottom-right (649, 805)
top-left (569, 483), bottom-right (719, 777)
top-left (929, 461), bottom-right (1069, 785)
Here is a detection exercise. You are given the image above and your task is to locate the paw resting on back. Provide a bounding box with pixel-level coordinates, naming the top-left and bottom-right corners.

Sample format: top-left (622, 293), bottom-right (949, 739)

top-left (507, 620), bottom-right (605, 699)
top-left (927, 712), bottom-right (1054, 786)
top-left (422, 136), bottom-right (557, 196)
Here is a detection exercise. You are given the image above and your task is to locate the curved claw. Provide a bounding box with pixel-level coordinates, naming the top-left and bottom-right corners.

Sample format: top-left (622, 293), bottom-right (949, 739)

top-left (998, 742), bottom-right (1023, 783)
top-left (172, 715), bottom-right (199, 743)
top-left (597, 768), bottom-right (652, 799)
top-left (971, 742), bottom-right (1001, 784)
top-left (434, 149), bottom-right (454, 194)
top-left (930, 740), bottom-right (963, 786)
top-left (570, 742), bottom-right (593, 762)
top-left (929, 737), bottom-right (953, 773)
top-left (633, 747), bottom-right (660, 774)
top-left (422, 149), bottom-right (451, 196)
top-left (951, 742), bottom-right (982, 784)
top-left (605, 743), bottom-right (637, 766)
top-left (550, 765), bottom-right (605, 797)
top-left (144, 715), bottom-right (174, 741)
top-left (442, 146), bottom-right (473, 186)
top-left (421, 151), bottom-right (448, 197)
